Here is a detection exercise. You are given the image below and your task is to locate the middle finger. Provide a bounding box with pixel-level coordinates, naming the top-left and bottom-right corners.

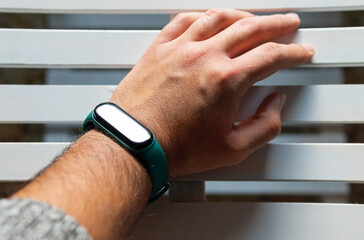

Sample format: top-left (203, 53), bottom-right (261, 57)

top-left (211, 13), bottom-right (301, 58)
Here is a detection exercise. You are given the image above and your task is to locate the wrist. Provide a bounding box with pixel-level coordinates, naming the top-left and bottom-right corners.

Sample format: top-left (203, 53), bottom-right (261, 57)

top-left (110, 100), bottom-right (180, 179)
top-left (130, 111), bottom-right (181, 179)
top-left (82, 103), bottom-right (169, 201)
top-left (82, 130), bottom-right (152, 200)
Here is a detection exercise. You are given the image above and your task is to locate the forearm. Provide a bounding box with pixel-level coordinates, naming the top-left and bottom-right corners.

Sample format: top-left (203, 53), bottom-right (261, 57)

top-left (13, 130), bottom-right (151, 240)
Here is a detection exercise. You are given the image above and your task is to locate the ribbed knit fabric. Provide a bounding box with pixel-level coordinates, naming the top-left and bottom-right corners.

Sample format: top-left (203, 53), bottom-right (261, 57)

top-left (0, 198), bottom-right (92, 240)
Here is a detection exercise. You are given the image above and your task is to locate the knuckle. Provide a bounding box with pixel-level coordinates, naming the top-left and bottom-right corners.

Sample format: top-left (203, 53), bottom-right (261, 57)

top-left (239, 17), bottom-right (261, 33)
top-left (252, 111), bottom-right (282, 141)
top-left (180, 43), bottom-right (208, 65)
top-left (174, 12), bottom-right (194, 24)
top-left (210, 69), bottom-right (226, 82)
top-left (174, 12), bottom-right (187, 21)
top-left (264, 42), bottom-right (284, 61)
top-left (224, 136), bottom-right (250, 165)
top-left (295, 44), bottom-right (311, 61)
top-left (205, 8), bottom-right (227, 21)
top-left (264, 112), bottom-right (282, 138)
top-left (242, 11), bottom-right (255, 18)
top-left (209, 64), bottom-right (235, 83)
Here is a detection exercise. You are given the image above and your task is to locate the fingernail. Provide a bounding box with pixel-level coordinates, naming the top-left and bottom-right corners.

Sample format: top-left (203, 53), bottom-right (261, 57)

top-left (285, 13), bottom-right (299, 21)
top-left (301, 43), bottom-right (315, 54)
top-left (277, 94), bottom-right (287, 111)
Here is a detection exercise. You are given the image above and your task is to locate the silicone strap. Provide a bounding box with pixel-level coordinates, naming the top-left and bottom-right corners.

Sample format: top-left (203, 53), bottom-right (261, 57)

top-left (82, 108), bottom-right (169, 203)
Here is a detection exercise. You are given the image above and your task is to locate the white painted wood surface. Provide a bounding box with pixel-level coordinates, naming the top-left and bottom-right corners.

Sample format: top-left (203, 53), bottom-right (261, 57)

top-left (180, 143), bottom-right (364, 182)
top-left (126, 202), bottom-right (364, 240)
top-left (1, 85), bottom-right (363, 124)
top-left (237, 85), bottom-right (364, 123)
top-left (1, 143), bottom-right (364, 182)
top-left (0, 29), bottom-right (156, 68)
top-left (0, 143), bottom-right (69, 180)
top-left (1, 0), bottom-right (363, 13)
top-left (1, 28), bottom-right (364, 68)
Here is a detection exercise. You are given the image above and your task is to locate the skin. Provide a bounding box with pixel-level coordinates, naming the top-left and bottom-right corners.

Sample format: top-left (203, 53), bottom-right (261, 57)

top-left (12, 9), bottom-right (314, 240)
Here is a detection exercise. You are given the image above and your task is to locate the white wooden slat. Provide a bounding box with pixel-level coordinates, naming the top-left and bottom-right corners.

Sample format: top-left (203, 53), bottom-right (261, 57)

top-left (1, 143), bottom-right (364, 182)
top-left (1, 27), bottom-right (364, 68)
top-left (4, 139), bottom-right (349, 194)
top-left (0, 143), bottom-right (69, 181)
top-left (126, 202), bottom-right (364, 240)
top-left (180, 143), bottom-right (364, 182)
top-left (0, 85), bottom-right (112, 124)
top-left (237, 85), bottom-right (364, 123)
top-left (1, 0), bottom-right (364, 13)
top-left (0, 29), bottom-right (157, 68)
top-left (0, 85), bottom-right (363, 124)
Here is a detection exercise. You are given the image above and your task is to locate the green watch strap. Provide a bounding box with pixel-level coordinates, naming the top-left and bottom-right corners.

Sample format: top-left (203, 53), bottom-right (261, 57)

top-left (82, 104), bottom-right (169, 203)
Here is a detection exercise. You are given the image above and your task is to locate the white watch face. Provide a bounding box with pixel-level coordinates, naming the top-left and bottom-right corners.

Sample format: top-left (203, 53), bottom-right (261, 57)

top-left (95, 103), bottom-right (152, 148)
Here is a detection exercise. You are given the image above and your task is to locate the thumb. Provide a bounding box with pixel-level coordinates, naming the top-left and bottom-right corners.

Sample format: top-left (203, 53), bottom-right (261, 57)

top-left (230, 92), bottom-right (286, 153)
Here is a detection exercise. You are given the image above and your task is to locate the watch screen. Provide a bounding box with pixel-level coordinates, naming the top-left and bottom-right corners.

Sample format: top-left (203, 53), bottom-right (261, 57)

top-left (94, 103), bottom-right (153, 149)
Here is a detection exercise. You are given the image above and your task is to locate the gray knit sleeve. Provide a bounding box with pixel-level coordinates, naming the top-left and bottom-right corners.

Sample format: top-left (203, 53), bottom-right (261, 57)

top-left (0, 198), bottom-right (92, 240)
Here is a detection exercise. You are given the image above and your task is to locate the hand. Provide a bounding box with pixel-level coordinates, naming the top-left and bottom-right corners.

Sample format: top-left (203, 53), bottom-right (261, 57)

top-left (111, 9), bottom-right (314, 179)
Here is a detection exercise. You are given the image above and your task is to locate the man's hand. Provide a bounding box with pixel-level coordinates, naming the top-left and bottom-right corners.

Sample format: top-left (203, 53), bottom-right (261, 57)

top-left (111, 9), bottom-right (314, 178)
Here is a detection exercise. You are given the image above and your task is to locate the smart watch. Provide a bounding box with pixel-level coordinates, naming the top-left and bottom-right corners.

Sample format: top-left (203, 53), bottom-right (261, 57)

top-left (82, 102), bottom-right (169, 202)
